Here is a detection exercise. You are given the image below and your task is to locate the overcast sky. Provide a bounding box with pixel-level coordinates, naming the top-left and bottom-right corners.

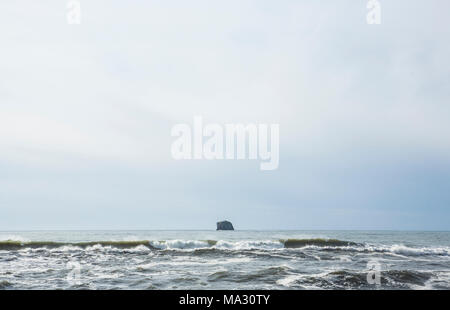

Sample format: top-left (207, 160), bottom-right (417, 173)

top-left (1, 1), bottom-right (449, 230)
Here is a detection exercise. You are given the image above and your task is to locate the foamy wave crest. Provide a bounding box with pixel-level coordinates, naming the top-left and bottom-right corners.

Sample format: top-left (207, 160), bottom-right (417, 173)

top-left (214, 240), bottom-right (284, 250)
top-left (282, 239), bottom-right (359, 248)
top-left (150, 240), bottom-right (211, 250)
top-left (0, 238), bottom-right (358, 251)
top-left (384, 244), bottom-right (450, 257)
top-left (310, 243), bottom-right (450, 257)
top-left (0, 240), bottom-right (153, 251)
top-left (150, 239), bottom-right (284, 250)
top-left (294, 243), bottom-right (450, 257)
top-left (2, 238), bottom-right (447, 256)
top-left (0, 235), bottom-right (30, 243)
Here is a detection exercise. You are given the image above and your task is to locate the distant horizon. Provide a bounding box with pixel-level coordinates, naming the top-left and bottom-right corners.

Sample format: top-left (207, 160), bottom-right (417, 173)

top-left (2, 229), bottom-right (450, 232)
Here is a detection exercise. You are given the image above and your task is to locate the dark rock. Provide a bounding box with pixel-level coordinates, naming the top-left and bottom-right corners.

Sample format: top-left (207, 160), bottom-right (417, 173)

top-left (216, 220), bottom-right (234, 231)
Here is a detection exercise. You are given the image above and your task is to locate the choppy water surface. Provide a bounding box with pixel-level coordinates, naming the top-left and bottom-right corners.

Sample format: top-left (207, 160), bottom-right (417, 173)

top-left (0, 231), bottom-right (449, 290)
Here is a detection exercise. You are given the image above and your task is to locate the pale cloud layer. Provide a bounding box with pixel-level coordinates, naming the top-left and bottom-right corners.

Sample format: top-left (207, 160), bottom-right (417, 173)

top-left (1, 1), bottom-right (449, 230)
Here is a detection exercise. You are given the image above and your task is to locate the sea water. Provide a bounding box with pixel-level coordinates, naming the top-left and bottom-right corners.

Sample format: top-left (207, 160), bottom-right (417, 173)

top-left (0, 230), bottom-right (449, 290)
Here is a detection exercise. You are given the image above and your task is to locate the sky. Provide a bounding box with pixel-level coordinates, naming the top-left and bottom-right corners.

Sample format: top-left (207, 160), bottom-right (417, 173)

top-left (1, 1), bottom-right (450, 230)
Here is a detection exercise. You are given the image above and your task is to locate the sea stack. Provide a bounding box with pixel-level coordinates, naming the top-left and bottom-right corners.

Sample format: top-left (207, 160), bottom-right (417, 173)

top-left (216, 220), bottom-right (234, 231)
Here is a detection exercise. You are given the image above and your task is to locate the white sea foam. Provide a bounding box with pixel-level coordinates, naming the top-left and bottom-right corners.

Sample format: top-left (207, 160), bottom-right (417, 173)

top-left (276, 274), bottom-right (302, 287)
top-left (136, 257), bottom-right (252, 271)
top-left (276, 271), bottom-right (331, 288)
top-left (387, 244), bottom-right (450, 256)
top-left (150, 240), bottom-right (210, 250)
top-left (148, 239), bottom-right (284, 250)
top-left (214, 240), bottom-right (284, 250)
top-left (298, 243), bottom-right (450, 257)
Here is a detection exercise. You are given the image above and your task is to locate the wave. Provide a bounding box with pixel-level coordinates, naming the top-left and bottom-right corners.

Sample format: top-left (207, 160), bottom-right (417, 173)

top-left (290, 243), bottom-right (450, 257)
top-left (150, 238), bottom-right (356, 250)
top-left (0, 240), bottom-right (153, 251)
top-left (0, 238), bottom-right (354, 251)
top-left (276, 269), bottom-right (435, 289)
top-left (324, 269), bottom-right (434, 289)
top-left (208, 265), bottom-right (292, 283)
top-left (150, 240), bottom-right (212, 250)
top-left (1, 239), bottom-right (448, 258)
top-left (385, 244), bottom-right (450, 257)
top-left (324, 244), bottom-right (450, 257)
top-left (282, 238), bottom-right (360, 248)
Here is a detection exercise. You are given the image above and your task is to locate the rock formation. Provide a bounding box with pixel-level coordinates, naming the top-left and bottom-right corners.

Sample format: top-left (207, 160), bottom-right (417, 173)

top-left (216, 220), bottom-right (234, 230)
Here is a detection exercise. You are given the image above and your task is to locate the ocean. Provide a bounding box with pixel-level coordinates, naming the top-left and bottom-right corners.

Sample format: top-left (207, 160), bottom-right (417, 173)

top-left (0, 230), bottom-right (449, 290)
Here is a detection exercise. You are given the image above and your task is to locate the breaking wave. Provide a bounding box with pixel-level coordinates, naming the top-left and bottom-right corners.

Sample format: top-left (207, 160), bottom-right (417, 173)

top-left (383, 244), bottom-right (450, 257)
top-left (0, 240), bottom-right (153, 251)
top-left (282, 238), bottom-right (360, 248)
top-left (276, 269), bottom-right (436, 289)
top-left (0, 239), bottom-right (448, 257)
top-left (0, 238), bottom-right (352, 251)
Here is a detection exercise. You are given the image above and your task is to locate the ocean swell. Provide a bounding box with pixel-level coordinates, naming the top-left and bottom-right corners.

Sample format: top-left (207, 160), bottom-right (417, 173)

top-left (0, 239), bottom-right (448, 258)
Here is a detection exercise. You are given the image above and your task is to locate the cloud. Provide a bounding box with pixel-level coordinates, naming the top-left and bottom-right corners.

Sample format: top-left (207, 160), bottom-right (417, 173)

top-left (0, 0), bottom-right (449, 229)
